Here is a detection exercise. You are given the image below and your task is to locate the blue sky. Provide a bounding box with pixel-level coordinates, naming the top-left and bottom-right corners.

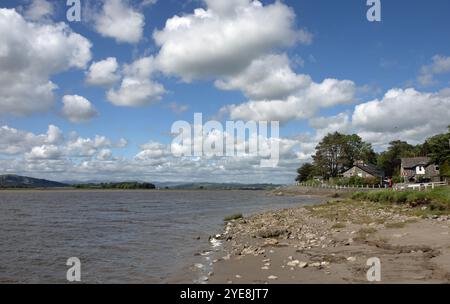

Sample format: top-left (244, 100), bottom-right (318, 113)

top-left (0, 0), bottom-right (449, 183)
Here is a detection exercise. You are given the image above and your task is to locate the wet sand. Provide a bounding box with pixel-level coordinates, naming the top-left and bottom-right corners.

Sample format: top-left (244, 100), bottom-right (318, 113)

top-left (208, 196), bottom-right (450, 284)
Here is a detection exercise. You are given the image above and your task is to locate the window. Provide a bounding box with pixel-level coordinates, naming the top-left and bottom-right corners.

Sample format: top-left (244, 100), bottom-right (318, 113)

top-left (416, 166), bottom-right (425, 175)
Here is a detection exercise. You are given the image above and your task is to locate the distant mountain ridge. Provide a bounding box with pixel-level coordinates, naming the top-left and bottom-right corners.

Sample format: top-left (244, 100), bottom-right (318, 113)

top-left (0, 175), bottom-right (281, 190)
top-left (0, 175), bottom-right (68, 188)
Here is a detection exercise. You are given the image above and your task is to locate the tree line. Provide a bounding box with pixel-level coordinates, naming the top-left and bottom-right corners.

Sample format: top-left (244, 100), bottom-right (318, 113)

top-left (75, 182), bottom-right (156, 190)
top-left (296, 126), bottom-right (450, 183)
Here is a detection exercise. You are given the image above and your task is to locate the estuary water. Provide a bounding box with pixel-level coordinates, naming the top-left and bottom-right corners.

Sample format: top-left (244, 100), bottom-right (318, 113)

top-left (0, 190), bottom-right (320, 283)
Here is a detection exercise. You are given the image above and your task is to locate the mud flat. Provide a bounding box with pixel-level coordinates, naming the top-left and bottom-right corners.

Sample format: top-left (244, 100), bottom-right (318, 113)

top-left (209, 198), bottom-right (450, 284)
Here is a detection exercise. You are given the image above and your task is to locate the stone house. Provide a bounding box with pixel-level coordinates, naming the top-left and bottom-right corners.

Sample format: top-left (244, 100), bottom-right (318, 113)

top-left (400, 157), bottom-right (441, 183)
top-left (342, 161), bottom-right (384, 180)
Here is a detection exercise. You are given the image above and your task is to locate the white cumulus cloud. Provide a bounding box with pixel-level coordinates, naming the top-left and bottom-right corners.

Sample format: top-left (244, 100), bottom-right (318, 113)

top-left (418, 55), bottom-right (450, 86)
top-left (0, 8), bottom-right (92, 116)
top-left (94, 0), bottom-right (145, 44)
top-left (154, 0), bottom-right (311, 81)
top-left (223, 78), bottom-right (356, 123)
top-left (107, 56), bottom-right (165, 107)
top-left (61, 95), bottom-right (98, 123)
top-left (215, 53), bottom-right (312, 100)
top-left (23, 0), bottom-right (54, 21)
top-left (352, 88), bottom-right (450, 146)
top-left (86, 57), bottom-right (120, 87)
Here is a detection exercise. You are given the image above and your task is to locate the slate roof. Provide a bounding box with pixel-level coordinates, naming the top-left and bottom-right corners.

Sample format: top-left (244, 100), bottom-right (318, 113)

top-left (354, 163), bottom-right (384, 177)
top-left (401, 157), bottom-right (431, 169)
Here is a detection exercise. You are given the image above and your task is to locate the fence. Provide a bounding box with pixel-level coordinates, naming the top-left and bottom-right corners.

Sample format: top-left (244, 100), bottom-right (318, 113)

top-left (394, 182), bottom-right (448, 192)
top-left (298, 182), bottom-right (385, 191)
top-left (298, 181), bottom-right (449, 192)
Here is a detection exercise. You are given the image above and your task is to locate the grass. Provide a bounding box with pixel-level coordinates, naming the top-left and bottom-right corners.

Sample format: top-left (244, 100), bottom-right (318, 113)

top-left (224, 213), bottom-right (243, 222)
top-left (351, 187), bottom-right (450, 216)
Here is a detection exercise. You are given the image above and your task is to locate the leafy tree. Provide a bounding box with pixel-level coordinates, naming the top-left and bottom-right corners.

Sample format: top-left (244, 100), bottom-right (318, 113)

top-left (377, 140), bottom-right (415, 177)
top-left (421, 126), bottom-right (450, 166)
top-left (296, 163), bottom-right (316, 182)
top-left (312, 132), bottom-right (376, 178)
top-left (342, 134), bottom-right (377, 168)
top-left (440, 160), bottom-right (450, 179)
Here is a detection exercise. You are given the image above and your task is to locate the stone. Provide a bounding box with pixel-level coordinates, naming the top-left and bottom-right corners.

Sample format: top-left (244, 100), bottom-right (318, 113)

top-left (287, 260), bottom-right (300, 267)
top-left (268, 275), bottom-right (278, 280)
top-left (298, 262), bottom-right (308, 268)
top-left (347, 257), bottom-right (356, 262)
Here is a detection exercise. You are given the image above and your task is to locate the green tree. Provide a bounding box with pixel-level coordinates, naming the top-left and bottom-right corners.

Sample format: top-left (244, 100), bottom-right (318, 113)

top-left (296, 163), bottom-right (316, 182)
top-left (377, 140), bottom-right (416, 177)
top-left (312, 132), bottom-right (376, 178)
top-left (421, 126), bottom-right (450, 166)
top-left (342, 134), bottom-right (377, 168)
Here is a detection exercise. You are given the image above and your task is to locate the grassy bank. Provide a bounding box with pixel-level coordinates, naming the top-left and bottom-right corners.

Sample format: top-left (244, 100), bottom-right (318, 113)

top-left (351, 187), bottom-right (450, 216)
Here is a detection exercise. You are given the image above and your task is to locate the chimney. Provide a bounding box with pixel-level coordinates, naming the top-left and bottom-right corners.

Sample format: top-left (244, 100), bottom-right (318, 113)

top-left (354, 160), bottom-right (365, 166)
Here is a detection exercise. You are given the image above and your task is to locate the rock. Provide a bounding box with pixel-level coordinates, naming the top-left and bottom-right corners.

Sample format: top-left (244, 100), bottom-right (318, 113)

top-left (235, 275), bottom-right (242, 279)
top-left (310, 262), bottom-right (321, 267)
top-left (261, 266), bottom-right (270, 270)
top-left (263, 239), bottom-right (279, 246)
top-left (298, 262), bottom-right (308, 268)
top-left (287, 260), bottom-right (300, 267)
top-left (321, 261), bottom-right (330, 267)
top-left (347, 257), bottom-right (356, 262)
top-left (241, 247), bottom-right (257, 255)
top-left (268, 275), bottom-right (278, 280)
top-left (223, 254), bottom-right (231, 261)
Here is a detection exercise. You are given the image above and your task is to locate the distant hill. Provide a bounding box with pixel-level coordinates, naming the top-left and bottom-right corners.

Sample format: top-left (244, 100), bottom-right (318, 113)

top-left (0, 175), bottom-right (68, 188)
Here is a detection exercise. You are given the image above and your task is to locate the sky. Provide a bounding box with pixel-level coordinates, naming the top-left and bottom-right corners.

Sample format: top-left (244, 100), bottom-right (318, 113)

top-left (0, 0), bottom-right (449, 184)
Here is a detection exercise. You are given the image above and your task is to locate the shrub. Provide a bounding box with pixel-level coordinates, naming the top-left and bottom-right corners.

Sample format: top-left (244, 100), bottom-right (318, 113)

top-left (394, 192), bottom-right (408, 204)
top-left (351, 188), bottom-right (450, 214)
top-left (352, 192), bottom-right (368, 200)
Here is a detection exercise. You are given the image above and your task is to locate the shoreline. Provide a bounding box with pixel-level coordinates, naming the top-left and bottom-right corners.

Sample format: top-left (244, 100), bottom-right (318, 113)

top-left (208, 190), bottom-right (450, 284)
